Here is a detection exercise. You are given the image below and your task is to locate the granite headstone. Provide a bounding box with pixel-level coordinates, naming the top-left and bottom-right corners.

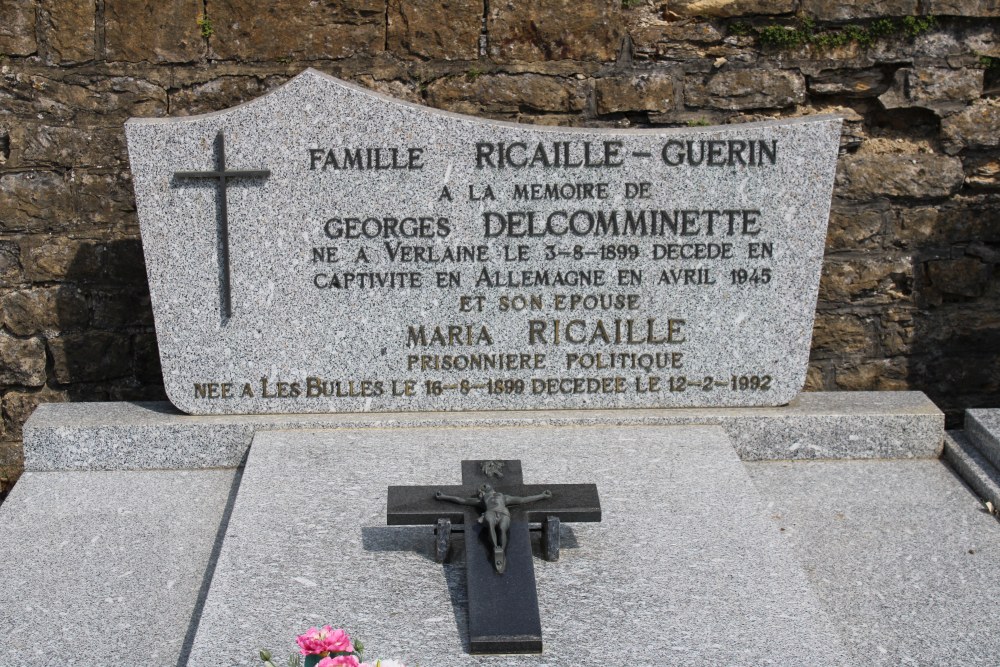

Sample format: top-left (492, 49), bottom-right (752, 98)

top-left (126, 68), bottom-right (841, 415)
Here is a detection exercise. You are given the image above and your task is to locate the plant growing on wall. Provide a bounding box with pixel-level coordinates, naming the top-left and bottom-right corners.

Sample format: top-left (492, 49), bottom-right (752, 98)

top-left (197, 13), bottom-right (214, 39)
top-left (735, 15), bottom-right (938, 50)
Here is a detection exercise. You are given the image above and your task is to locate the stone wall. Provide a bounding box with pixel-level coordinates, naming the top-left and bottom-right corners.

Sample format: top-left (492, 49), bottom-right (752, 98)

top-left (1, 0), bottom-right (998, 497)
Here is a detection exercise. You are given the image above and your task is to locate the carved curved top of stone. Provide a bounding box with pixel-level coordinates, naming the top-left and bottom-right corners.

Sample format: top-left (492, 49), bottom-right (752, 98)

top-left (126, 68), bottom-right (841, 415)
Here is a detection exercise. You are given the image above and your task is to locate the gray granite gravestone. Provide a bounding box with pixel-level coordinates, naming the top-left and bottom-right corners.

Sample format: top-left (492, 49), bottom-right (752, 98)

top-left (126, 68), bottom-right (841, 415)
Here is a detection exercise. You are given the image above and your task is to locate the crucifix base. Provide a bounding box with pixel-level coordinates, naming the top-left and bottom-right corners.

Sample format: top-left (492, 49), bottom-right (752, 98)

top-left (466, 520), bottom-right (543, 654)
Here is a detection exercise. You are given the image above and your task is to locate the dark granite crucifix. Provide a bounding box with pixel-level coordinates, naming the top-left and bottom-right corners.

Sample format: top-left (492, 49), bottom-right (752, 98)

top-left (387, 460), bottom-right (601, 654)
top-left (173, 131), bottom-right (270, 320)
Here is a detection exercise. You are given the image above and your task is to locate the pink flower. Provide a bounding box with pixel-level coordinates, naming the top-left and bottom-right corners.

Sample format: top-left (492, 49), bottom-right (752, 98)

top-left (317, 656), bottom-right (360, 667)
top-left (296, 626), bottom-right (354, 656)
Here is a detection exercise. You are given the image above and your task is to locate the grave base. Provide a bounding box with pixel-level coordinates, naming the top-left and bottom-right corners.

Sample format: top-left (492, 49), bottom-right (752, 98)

top-left (4, 394), bottom-right (1000, 666)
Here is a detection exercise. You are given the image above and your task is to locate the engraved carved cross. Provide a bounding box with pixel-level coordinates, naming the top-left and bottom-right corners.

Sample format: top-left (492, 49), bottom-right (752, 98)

top-left (174, 131), bottom-right (270, 320)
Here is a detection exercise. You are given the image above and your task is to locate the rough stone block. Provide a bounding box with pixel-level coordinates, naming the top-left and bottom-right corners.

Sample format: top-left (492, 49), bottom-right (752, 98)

top-left (0, 333), bottom-right (46, 386)
top-left (595, 72), bottom-right (676, 114)
top-left (630, 21), bottom-right (723, 49)
top-left (925, 256), bottom-right (990, 297)
top-left (426, 73), bottom-right (587, 114)
top-left (40, 0), bottom-right (95, 63)
top-left (0, 241), bottom-right (22, 286)
top-left (6, 123), bottom-right (128, 169)
top-left (2, 388), bottom-right (68, 441)
top-left (72, 172), bottom-right (137, 227)
top-left (879, 67), bottom-right (983, 112)
top-left (21, 237), bottom-right (85, 281)
top-left (0, 0), bottom-right (37, 55)
top-left (801, 0), bottom-right (919, 19)
top-left (836, 153), bottom-right (965, 199)
top-left (0, 74), bottom-right (167, 128)
top-left (169, 76), bottom-right (276, 116)
top-left (22, 237), bottom-right (145, 284)
top-left (878, 306), bottom-right (916, 357)
top-left (0, 468), bottom-right (237, 665)
top-left (833, 359), bottom-right (908, 391)
top-left (941, 99), bottom-right (1000, 154)
top-left (209, 0), bottom-right (385, 61)
top-left (686, 69), bottom-right (806, 110)
top-left (185, 426), bottom-right (850, 665)
top-left (670, 0), bottom-right (796, 16)
top-left (808, 68), bottom-right (892, 98)
top-left (630, 23), bottom-right (736, 61)
top-left (891, 205), bottom-right (943, 246)
top-left (133, 332), bottom-right (163, 385)
top-left (1, 286), bottom-right (89, 336)
top-left (0, 171), bottom-right (74, 234)
top-left (924, 0), bottom-right (1000, 16)
top-left (488, 0), bottom-right (623, 62)
top-left (892, 200), bottom-right (1000, 246)
top-left (811, 313), bottom-right (875, 359)
top-left (16, 75), bottom-right (168, 123)
top-left (962, 153), bottom-right (1000, 189)
top-left (91, 289), bottom-right (153, 328)
top-left (818, 255), bottom-right (913, 305)
top-left (826, 200), bottom-right (887, 250)
top-left (105, 0), bottom-right (204, 63)
top-left (49, 331), bottom-right (132, 384)
top-left (0, 439), bottom-right (22, 467)
top-left (387, 0), bottom-right (482, 60)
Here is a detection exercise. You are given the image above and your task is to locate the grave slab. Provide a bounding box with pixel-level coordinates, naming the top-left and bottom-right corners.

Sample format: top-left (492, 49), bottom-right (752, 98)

top-left (126, 68), bottom-right (841, 414)
top-left (185, 425), bottom-right (850, 666)
top-left (747, 458), bottom-right (1000, 666)
top-left (23, 391), bottom-right (943, 471)
top-left (0, 468), bottom-right (237, 666)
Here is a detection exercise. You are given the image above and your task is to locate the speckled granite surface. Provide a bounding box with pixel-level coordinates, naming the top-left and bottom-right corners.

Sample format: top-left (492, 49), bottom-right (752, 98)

top-left (126, 69), bottom-right (841, 414)
top-left (944, 431), bottom-right (1000, 512)
top-left (22, 391), bottom-right (943, 471)
top-left (185, 425), bottom-right (850, 666)
top-left (3, 417), bottom-right (996, 666)
top-left (0, 468), bottom-right (237, 666)
top-left (966, 408), bottom-right (1000, 470)
top-left (748, 457), bottom-right (1000, 666)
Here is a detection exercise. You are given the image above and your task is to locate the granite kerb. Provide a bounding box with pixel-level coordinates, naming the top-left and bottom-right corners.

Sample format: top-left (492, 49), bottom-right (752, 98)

top-left (22, 391), bottom-right (944, 472)
top-left (943, 430), bottom-right (1000, 515)
top-left (965, 409), bottom-right (1000, 471)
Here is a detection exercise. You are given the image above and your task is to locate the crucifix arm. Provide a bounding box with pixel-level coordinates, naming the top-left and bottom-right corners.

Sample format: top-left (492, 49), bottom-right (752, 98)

top-left (435, 491), bottom-right (480, 506)
top-left (504, 490), bottom-right (552, 506)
